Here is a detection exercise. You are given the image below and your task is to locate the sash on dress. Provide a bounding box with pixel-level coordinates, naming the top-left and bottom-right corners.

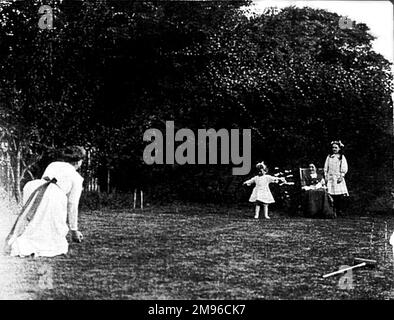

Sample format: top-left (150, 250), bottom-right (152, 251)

top-left (4, 177), bottom-right (58, 253)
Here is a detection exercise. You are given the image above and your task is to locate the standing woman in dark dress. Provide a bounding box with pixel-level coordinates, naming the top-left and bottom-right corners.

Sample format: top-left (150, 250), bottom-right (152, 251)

top-left (324, 141), bottom-right (349, 216)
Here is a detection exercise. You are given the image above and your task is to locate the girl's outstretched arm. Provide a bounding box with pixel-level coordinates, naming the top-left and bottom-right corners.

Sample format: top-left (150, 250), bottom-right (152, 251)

top-left (277, 177), bottom-right (287, 184)
top-left (268, 175), bottom-right (286, 184)
top-left (243, 176), bottom-right (256, 186)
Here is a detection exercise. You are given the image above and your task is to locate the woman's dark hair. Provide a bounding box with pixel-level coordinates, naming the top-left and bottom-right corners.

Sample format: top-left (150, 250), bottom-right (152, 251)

top-left (308, 163), bottom-right (316, 170)
top-left (59, 146), bottom-right (86, 163)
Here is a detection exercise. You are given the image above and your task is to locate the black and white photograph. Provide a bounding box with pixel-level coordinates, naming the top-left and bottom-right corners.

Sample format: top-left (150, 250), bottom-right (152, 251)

top-left (0, 0), bottom-right (393, 304)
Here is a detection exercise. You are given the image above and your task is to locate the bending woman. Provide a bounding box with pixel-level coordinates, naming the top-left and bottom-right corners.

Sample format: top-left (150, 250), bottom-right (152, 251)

top-left (5, 146), bottom-right (85, 257)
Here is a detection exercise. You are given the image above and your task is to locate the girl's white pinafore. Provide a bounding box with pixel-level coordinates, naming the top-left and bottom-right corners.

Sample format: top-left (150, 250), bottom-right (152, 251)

top-left (245, 175), bottom-right (277, 204)
top-left (324, 155), bottom-right (349, 196)
top-left (9, 162), bottom-right (83, 257)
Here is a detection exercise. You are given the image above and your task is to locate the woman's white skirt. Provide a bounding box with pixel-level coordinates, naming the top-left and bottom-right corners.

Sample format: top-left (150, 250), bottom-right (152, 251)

top-left (9, 180), bottom-right (69, 257)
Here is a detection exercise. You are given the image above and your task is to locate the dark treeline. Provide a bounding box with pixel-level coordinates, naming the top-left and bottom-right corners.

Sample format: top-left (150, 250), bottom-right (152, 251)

top-left (0, 0), bottom-right (392, 211)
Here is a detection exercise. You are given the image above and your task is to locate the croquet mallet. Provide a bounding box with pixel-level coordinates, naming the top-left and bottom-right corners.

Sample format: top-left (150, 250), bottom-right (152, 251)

top-left (322, 258), bottom-right (377, 278)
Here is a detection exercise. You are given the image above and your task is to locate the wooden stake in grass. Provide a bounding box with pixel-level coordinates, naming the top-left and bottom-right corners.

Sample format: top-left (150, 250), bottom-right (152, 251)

top-left (384, 221), bottom-right (388, 261)
top-left (132, 189), bottom-right (144, 210)
top-left (369, 222), bottom-right (374, 255)
top-left (389, 228), bottom-right (394, 267)
top-left (133, 189), bottom-right (137, 210)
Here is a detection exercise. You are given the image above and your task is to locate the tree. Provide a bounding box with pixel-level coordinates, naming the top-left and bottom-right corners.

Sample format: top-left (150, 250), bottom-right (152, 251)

top-left (0, 2), bottom-right (392, 209)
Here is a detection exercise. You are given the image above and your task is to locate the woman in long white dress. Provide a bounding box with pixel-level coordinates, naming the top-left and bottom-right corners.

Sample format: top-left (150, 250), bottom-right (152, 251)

top-left (5, 146), bottom-right (85, 257)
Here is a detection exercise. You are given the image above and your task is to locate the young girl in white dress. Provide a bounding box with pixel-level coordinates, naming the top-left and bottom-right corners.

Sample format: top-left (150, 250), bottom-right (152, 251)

top-left (243, 162), bottom-right (286, 219)
top-left (324, 140), bottom-right (349, 215)
top-left (5, 146), bottom-right (85, 257)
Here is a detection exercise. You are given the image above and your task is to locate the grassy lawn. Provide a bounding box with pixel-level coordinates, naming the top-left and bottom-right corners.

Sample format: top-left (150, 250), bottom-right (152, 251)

top-left (1, 204), bottom-right (394, 300)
